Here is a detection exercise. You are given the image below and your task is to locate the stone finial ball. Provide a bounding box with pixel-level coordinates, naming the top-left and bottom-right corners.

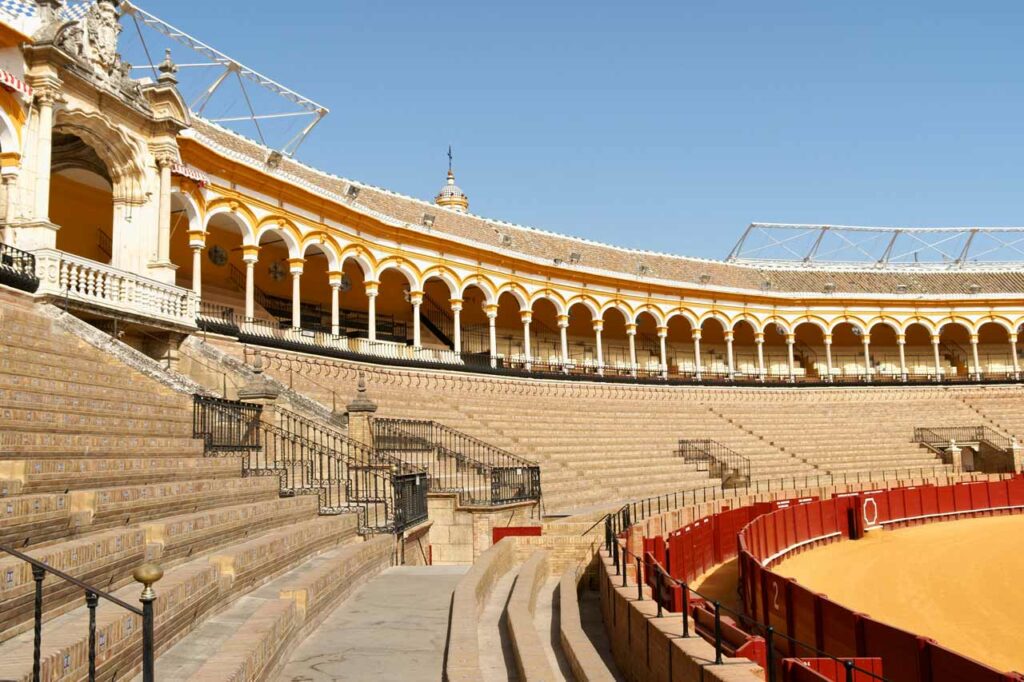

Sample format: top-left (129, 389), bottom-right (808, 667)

top-left (133, 563), bottom-right (164, 586)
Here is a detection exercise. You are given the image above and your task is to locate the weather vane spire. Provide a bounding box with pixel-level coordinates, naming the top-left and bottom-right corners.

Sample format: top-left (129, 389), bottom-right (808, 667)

top-left (447, 144), bottom-right (453, 174)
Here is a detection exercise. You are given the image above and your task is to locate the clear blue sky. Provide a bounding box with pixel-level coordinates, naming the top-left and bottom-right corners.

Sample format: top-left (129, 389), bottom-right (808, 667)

top-left (151, 1), bottom-right (1024, 259)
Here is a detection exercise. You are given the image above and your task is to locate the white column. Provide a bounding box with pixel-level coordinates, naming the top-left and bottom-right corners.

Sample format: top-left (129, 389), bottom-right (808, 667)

top-left (243, 253), bottom-right (257, 321)
top-left (970, 334), bottom-right (981, 379)
top-left (365, 281), bottom-right (379, 342)
top-left (188, 230), bottom-right (206, 297)
top-left (755, 332), bottom-right (766, 381)
top-left (592, 319), bottom-right (604, 376)
top-left (932, 334), bottom-right (942, 380)
top-left (290, 270), bottom-right (302, 330)
top-left (657, 326), bottom-right (668, 379)
top-left (724, 330), bottom-right (735, 379)
top-left (824, 334), bottom-right (834, 382)
top-left (692, 328), bottom-right (703, 380)
top-left (155, 157), bottom-right (172, 264)
top-left (486, 304), bottom-right (499, 368)
top-left (897, 335), bottom-right (908, 382)
top-left (1011, 335), bottom-right (1020, 380)
top-left (33, 90), bottom-right (56, 221)
top-left (1, 172), bottom-right (17, 243)
top-left (521, 310), bottom-right (533, 371)
top-left (329, 281), bottom-right (341, 337)
top-left (410, 290), bottom-right (423, 349)
top-left (626, 323), bottom-right (638, 376)
top-left (557, 314), bottom-right (570, 372)
top-left (450, 298), bottom-right (463, 353)
top-left (191, 247), bottom-right (202, 297)
top-left (786, 333), bottom-right (796, 383)
top-left (862, 333), bottom-right (872, 380)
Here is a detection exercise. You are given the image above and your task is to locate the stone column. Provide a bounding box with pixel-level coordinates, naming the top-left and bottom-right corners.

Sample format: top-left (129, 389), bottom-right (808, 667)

top-left (155, 156), bottom-right (173, 265)
top-left (626, 323), bottom-right (637, 376)
top-left (932, 334), bottom-right (943, 380)
top-left (449, 298), bottom-right (463, 353)
top-left (692, 328), bottom-right (703, 380)
top-left (724, 330), bottom-right (735, 380)
top-left (592, 319), bottom-right (604, 376)
top-left (485, 304), bottom-right (499, 368)
top-left (520, 310), bottom-right (533, 371)
top-left (1, 171), bottom-right (18, 243)
top-left (1012, 440), bottom-right (1023, 475)
top-left (824, 334), bottom-right (834, 382)
top-left (345, 372), bottom-right (378, 447)
top-left (862, 332), bottom-right (873, 380)
top-left (328, 270), bottom-right (343, 336)
top-left (288, 258), bottom-right (304, 330)
top-left (33, 88), bottom-right (57, 222)
top-left (897, 335), bottom-right (908, 382)
top-left (557, 314), bottom-right (570, 371)
top-left (786, 333), bottom-right (796, 383)
top-left (410, 290), bottom-right (424, 349)
top-left (1011, 335), bottom-right (1020, 380)
top-left (188, 230), bottom-right (206, 297)
top-left (242, 246), bottom-right (259, 321)
top-left (657, 325), bottom-right (668, 379)
top-left (970, 334), bottom-right (981, 380)
top-left (755, 332), bottom-right (766, 381)
top-left (364, 281), bottom-right (379, 342)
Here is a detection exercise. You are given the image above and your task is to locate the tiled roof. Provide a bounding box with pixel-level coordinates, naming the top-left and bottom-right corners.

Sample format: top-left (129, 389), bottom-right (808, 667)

top-left (188, 119), bottom-right (1024, 297)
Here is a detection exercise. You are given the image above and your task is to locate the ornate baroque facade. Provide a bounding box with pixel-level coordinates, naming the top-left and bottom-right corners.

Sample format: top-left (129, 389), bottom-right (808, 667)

top-left (1, 0), bottom-right (1022, 382)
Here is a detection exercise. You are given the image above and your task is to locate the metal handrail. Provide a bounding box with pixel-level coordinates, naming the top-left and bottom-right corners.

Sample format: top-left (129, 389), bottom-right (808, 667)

top-left (914, 425), bottom-right (1013, 449)
top-left (0, 544), bottom-right (158, 682)
top-left (372, 417), bottom-right (541, 506)
top-left (192, 395), bottom-right (427, 533)
top-left (676, 438), bottom-right (751, 490)
top-left (0, 241), bottom-right (40, 293)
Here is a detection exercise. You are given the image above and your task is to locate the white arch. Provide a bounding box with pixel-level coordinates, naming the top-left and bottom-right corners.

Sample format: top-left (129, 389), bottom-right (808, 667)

top-left (205, 205), bottom-right (256, 244)
top-left (255, 223), bottom-right (301, 258)
top-left (301, 240), bottom-right (342, 271)
top-left (170, 190), bottom-right (201, 231)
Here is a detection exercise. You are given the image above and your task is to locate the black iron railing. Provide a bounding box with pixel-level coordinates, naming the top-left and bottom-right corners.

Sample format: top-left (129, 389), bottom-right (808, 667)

top-left (193, 395), bottom-right (428, 533)
top-left (192, 395), bottom-right (262, 452)
top-left (0, 242), bottom-right (39, 293)
top-left (0, 544), bottom-right (159, 682)
top-left (913, 425), bottom-right (1013, 450)
top-left (372, 418), bottom-right (541, 506)
top-left (196, 301), bottom-right (238, 335)
top-left (420, 293), bottom-right (455, 348)
top-left (676, 438), bottom-right (751, 489)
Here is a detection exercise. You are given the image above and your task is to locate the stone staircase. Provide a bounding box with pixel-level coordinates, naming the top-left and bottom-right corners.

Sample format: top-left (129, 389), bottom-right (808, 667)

top-left (0, 289), bottom-right (389, 681)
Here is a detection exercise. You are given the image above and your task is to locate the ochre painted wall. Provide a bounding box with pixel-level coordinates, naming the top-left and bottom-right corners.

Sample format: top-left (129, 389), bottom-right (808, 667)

top-left (50, 174), bottom-right (112, 263)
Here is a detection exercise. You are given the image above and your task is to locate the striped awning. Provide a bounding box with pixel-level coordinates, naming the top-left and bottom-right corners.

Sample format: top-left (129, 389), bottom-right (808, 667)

top-left (0, 69), bottom-right (31, 98)
top-left (171, 162), bottom-right (210, 185)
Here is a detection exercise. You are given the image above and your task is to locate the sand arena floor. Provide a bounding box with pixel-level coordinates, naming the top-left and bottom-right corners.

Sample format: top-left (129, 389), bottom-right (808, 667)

top-left (773, 514), bottom-right (1024, 674)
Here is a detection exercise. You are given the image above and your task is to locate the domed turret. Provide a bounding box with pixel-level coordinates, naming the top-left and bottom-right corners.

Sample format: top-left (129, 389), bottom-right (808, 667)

top-left (435, 148), bottom-right (469, 212)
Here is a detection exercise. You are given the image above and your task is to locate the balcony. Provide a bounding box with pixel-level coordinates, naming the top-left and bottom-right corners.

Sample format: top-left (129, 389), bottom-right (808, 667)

top-left (33, 249), bottom-right (198, 329)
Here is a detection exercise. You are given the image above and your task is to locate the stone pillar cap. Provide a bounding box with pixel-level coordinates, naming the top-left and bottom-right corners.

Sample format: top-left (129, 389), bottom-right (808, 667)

top-left (346, 371), bottom-right (378, 413)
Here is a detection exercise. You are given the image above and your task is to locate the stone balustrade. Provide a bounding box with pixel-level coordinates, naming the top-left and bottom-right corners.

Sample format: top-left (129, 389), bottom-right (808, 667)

top-left (33, 249), bottom-right (198, 328)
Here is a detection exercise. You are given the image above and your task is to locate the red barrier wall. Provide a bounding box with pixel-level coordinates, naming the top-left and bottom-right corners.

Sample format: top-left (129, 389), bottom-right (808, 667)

top-left (728, 476), bottom-right (1024, 682)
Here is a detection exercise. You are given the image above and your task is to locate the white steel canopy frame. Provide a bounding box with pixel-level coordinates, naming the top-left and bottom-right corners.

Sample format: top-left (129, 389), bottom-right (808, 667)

top-left (120, 1), bottom-right (328, 157)
top-left (727, 223), bottom-right (1024, 270)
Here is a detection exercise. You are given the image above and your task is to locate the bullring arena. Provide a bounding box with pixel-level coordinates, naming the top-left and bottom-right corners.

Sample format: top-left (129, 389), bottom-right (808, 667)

top-left (1, 2), bottom-right (1024, 682)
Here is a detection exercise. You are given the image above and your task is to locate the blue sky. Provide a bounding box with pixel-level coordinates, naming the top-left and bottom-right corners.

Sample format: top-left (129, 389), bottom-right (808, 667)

top-left (150, 1), bottom-right (1024, 259)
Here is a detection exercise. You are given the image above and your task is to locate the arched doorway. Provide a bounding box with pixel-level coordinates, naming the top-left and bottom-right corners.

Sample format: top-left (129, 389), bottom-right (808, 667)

top-left (50, 133), bottom-right (113, 263)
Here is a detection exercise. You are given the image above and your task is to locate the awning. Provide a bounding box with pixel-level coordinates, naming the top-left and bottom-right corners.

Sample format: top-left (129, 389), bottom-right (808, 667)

top-left (0, 69), bottom-right (32, 98)
top-left (171, 162), bottom-right (210, 185)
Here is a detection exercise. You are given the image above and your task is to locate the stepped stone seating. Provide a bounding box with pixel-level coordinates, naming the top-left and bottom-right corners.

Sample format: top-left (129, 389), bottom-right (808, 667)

top-left (204, 341), bottom-right (1024, 515)
top-left (957, 387), bottom-right (1024, 440)
top-left (0, 289), bottom-right (379, 681)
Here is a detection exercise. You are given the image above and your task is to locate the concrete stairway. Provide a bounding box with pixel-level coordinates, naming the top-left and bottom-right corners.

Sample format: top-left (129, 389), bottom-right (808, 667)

top-left (0, 289), bottom-right (373, 681)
